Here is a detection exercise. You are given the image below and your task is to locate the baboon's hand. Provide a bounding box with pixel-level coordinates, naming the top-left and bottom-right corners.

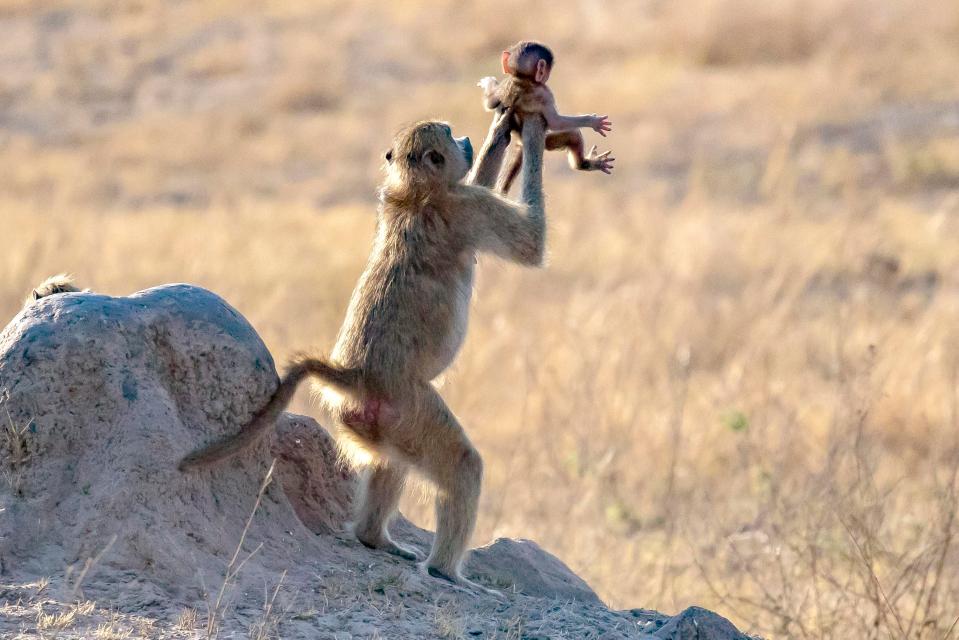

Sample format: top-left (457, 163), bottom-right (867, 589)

top-left (477, 76), bottom-right (498, 94)
top-left (585, 145), bottom-right (615, 175)
top-left (589, 114), bottom-right (612, 137)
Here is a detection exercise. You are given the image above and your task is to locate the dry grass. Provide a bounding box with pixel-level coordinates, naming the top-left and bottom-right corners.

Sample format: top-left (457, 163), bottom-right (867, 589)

top-left (433, 601), bottom-right (467, 639)
top-left (92, 618), bottom-right (133, 640)
top-left (203, 461), bottom-right (275, 638)
top-left (36, 606), bottom-right (78, 633)
top-left (35, 600), bottom-right (94, 634)
top-left (172, 608), bottom-right (197, 632)
top-left (9, 593), bottom-right (168, 639)
top-left (2, 1), bottom-right (959, 637)
top-left (1, 406), bottom-right (33, 496)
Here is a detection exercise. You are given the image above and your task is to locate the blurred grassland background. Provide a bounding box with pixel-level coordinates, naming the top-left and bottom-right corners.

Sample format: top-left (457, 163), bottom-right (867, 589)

top-left (3, 1), bottom-right (959, 637)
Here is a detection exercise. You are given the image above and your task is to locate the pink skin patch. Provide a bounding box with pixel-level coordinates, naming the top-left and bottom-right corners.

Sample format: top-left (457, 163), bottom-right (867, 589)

top-left (342, 398), bottom-right (399, 441)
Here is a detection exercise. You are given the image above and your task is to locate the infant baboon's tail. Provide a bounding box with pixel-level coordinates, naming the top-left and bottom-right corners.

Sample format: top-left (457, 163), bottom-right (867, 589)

top-left (177, 356), bottom-right (363, 471)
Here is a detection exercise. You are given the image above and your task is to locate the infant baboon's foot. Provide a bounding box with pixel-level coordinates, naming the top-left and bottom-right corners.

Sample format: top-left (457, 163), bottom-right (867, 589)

top-left (355, 530), bottom-right (422, 562)
top-left (420, 562), bottom-right (504, 599)
top-left (581, 145), bottom-right (615, 175)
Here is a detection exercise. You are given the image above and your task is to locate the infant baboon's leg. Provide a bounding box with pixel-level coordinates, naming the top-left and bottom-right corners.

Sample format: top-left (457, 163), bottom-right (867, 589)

top-left (545, 130), bottom-right (589, 169)
top-left (469, 107), bottom-right (517, 188)
top-left (354, 463), bottom-right (420, 561)
top-left (548, 130), bottom-right (614, 174)
top-left (499, 129), bottom-right (603, 193)
top-left (497, 142), bottom-right (524, 194)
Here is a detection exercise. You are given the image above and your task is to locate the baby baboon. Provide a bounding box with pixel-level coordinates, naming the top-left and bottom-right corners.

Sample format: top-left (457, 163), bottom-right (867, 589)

top-left (24, 274), bottom-right (82, 306)
top-left (479, 40), bottom-right (615, 193)
top-left (180, 111), bottom-right (547, 594)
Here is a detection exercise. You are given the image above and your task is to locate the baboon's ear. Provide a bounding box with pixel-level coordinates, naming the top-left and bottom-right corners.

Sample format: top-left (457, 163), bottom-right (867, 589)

top-left (424, 149), bottom-right (444, 170)
top-left (534, 58), bottom-right (548, 83)
top-left (501, 50), bottom-right (511, 74)
top-left (32, 289), bottom-right (40, 300)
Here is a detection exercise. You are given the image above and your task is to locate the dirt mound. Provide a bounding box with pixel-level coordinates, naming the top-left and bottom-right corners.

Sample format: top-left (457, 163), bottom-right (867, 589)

top-left (0, 285), bottom-right (310, 604)
top-left (0, 285), bottom-right (753, 638)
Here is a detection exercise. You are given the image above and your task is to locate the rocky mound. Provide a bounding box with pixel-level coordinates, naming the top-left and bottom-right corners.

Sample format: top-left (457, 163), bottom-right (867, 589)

top-left (0, 284), bottom-right (753, 639)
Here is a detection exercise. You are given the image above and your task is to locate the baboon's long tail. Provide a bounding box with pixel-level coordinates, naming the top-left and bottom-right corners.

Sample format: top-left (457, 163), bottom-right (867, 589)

top-left (177, 356), bottom-right (363, 471)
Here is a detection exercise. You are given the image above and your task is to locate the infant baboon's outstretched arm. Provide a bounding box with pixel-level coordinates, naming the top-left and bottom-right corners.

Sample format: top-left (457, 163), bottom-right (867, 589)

top-left (540, 103), bottom-right (612, 139)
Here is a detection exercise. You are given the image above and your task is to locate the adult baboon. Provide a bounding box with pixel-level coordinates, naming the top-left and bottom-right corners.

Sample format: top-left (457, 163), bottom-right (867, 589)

top-left (24, 274), bottom-right (82, 306)
top-left (179, 111), bottom-right (547, 593)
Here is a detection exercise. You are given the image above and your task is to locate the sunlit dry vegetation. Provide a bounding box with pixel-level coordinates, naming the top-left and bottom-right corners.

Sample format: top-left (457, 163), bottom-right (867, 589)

top-left (3, 1), bottom-right (959, 637)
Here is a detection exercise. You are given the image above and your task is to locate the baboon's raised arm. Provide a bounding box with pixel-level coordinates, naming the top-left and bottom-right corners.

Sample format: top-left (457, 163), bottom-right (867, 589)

top-left (467, 108), bottom-right (515, 188)
top-left (519, 114), bottom-right (546, 220)
top-left (461, 116), bottom-right (547, 266)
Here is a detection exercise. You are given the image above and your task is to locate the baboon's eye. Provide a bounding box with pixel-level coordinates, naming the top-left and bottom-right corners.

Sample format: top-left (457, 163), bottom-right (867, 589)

top-left (427, 150), bottom-right (444, 166)
top-left (385, 149), bottom-right (393, 163)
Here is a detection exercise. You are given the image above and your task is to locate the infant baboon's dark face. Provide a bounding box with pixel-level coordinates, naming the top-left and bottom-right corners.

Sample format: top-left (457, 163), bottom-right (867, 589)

top-left (386, 121), bottom-right (472, 187)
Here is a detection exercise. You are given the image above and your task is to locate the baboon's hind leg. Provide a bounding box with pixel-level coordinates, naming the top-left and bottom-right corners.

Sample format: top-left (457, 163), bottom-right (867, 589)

top-left (401, 385), bottom-right (500, 596)
top-left (353, 463), bottom-right (421, 561)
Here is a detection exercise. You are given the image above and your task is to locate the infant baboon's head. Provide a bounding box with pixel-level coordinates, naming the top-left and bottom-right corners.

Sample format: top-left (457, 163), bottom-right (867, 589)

top-left (503, 40), bottom-right (554, 83)
top-left (383, 121), bottom-right (472, 196)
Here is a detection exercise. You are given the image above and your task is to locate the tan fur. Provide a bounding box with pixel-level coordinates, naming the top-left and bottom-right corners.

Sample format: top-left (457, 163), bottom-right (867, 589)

top-left (479, 40), bottom-right (615, 193)
top-left (24, 274), bottom-right (82, 306)
top-left (179, 113), bottom-right (547, 593)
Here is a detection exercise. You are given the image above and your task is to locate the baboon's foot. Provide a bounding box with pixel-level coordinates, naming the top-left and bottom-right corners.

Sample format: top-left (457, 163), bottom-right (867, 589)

top-left (580, 145), bottom-right (615, 175)
top-left (354, 530), bottom-right (422, 562)
top-left (420, 562), bottom-right (505, 599)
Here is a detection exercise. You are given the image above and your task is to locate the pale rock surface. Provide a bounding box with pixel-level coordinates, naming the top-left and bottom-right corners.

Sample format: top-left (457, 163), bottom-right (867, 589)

top-left (0, 284), bottom-right (755, 639)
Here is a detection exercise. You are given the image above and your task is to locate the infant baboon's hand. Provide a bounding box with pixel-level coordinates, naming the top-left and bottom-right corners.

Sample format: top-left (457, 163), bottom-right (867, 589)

top-left (585, 145), bottom-right (615, 175)
top-left (477, 76), bottom-right (498, 94)
top-left (590, 114), bottom-right (612, 137)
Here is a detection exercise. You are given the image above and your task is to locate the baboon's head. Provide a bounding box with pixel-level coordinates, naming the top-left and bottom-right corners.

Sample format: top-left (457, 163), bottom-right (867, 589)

top-left (502, 40), bottom-right (553, 84)
top-left (24, 274), bottom-right (81, 307)
top-left (383, 121), bottom-right (473, 198)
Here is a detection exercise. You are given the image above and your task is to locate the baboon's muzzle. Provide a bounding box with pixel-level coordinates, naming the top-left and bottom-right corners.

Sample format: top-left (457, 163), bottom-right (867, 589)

top-left (456, 136), bottom-right (473, 168)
